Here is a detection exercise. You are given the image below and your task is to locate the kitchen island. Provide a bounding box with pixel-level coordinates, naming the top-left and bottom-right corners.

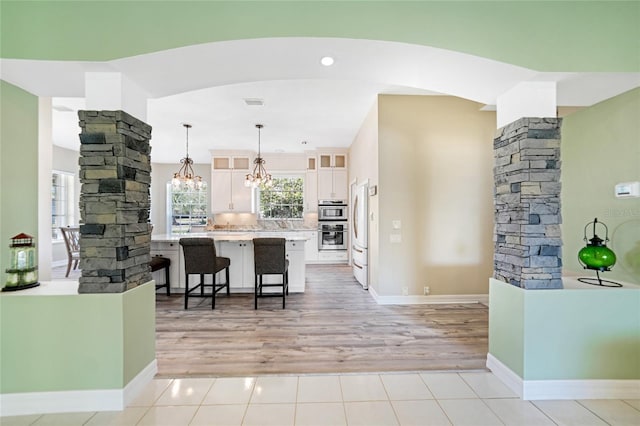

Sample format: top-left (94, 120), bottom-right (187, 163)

top-left (151, 231), bottom-right (310, 293)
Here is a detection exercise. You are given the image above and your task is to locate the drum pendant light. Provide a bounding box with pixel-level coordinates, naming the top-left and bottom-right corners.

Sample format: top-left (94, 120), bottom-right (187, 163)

top-left (577, 218), bottom-right (621, 287)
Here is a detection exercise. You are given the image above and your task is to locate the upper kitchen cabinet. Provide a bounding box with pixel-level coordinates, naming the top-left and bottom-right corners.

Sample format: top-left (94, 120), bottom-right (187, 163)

top-left (317, 150), bottom-right (348, 200)
top-left (211, 152), bottom-right (254, 213)
top-left (305, 155), bottom-right (318, 212)
top-left (318, 153), bottom-right (347, 170)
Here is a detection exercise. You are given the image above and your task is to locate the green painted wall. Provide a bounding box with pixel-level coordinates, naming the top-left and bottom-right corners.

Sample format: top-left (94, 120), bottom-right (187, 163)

top-left (123, 281), bottom-right (156, 384)
top-left (0, 81), bottom-right (39, 285)
top-left (1, 1), bottom-right (638, 71)
top-left (488, 279), bottom-right (525, 377)
top-left (525, 288), bottom-right (640, 380)
top-left (562, 88), bottom-right (640, 285)
top-left (0, 282), bottom-right (155, 393)
top-left (489, 278), bottom-right (640, 381)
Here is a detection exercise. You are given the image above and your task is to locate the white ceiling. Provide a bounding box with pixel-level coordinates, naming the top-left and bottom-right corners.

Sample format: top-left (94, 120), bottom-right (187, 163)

top-left (2, 37), bottom-right (638, 164)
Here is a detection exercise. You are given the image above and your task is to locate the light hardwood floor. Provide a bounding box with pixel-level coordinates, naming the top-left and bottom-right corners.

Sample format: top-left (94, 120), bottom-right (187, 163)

top-left (154, 264), bottom-right (489, 378)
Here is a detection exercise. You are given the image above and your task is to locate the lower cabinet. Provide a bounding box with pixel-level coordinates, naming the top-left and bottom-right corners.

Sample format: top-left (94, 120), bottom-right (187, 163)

top-left (220, 240), bottom-right (306, 293)
top-left (150, 241), bottom-right (183, 289)
top-left (218, 241), bottom-right (254, 290)
top-left (286, 241), bottom-right (305, 292)
top-left (317, 250), bottom-right (348, 263)
top-left (152, 238), bottom-right (307, 293)
top-left (304, 231), bottom-right (319, 262)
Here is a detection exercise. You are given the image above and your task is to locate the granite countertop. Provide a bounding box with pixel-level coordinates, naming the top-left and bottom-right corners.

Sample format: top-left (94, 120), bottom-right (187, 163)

top-left (152, 230), bottom-right (313, 243)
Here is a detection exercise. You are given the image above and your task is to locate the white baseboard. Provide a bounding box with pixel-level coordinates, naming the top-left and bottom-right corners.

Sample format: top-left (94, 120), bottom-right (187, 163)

top-left (486, 353), bottom-right (524, 398)
top-left (487, 353), bottom-right (640, 400)
top-left (0, 359), bottom-right (157, 417)
top-left (123, 359), bottom-right (158, 407)
top-left (368, 286), bottom-right (488, 305)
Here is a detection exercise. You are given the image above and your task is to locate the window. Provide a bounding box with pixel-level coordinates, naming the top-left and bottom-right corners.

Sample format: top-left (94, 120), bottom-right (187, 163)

top-left (51, 171), bottom-right (75, 240)
top-left (167, 184), bottom-right (208, 234)
top-left (259, 176), bottom-right (304, 219)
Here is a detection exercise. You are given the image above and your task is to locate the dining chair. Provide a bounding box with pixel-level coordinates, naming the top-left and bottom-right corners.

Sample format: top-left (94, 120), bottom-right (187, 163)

top-left (253, 238), bottom-right (289, 309)
top-left (179, 238), bottom-right (230, 309)
top-left (60, 226), bottom-right (80, 278)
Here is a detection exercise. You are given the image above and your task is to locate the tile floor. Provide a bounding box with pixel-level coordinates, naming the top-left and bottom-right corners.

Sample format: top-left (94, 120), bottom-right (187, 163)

top-left (2, 372), bottom-right (639, 425)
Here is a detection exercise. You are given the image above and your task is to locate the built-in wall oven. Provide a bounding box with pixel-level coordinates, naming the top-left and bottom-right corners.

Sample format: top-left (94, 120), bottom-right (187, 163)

top-left (318, 200), bottom-right (348, 221)
top-left (318, 222), bottom-right (348, 251)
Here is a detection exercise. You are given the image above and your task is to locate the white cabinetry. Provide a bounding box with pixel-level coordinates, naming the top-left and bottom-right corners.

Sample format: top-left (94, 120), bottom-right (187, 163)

top-left (286, 241), bottom-right (305, 292)
top-left (318, 250), bottom-right (348, 263)
top-left (317, 152), bottom-right (348, 200)
top-left (259, 240), bottom-right (305, 292)
top-left (151, 241), bottom-right (182, 289)
top-left (153, 235), bottom-right (308, 292)
top-left (219, 241), bottom-right (254, 290)
top-left (304, 231), bottom-right (319, 262)
top-left (305, 156), bottom-right (318, 212)
top-left (211, 154), bottom-right (254, 213)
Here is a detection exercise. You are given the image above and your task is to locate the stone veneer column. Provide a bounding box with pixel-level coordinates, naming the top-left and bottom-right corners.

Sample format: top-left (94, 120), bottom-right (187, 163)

top-left (493, 117), bottom-right (563, 289)
top-left (78, 110), bottom-right (152, 293)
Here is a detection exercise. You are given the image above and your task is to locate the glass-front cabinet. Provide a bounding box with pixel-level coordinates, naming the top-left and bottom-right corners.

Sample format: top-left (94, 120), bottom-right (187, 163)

top-left (210, 152), bottom-right (254, 213)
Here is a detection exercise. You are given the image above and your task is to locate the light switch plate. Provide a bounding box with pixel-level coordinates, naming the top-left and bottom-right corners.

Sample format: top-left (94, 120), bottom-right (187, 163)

top-left (392, 220), bottom-right (401, 230)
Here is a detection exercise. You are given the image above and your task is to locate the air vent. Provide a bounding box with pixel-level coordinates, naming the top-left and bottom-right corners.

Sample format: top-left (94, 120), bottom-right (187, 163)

top-left (244, 98), bottom-right (264, 107)
top-left (52, 105), bottom-right (74, 112)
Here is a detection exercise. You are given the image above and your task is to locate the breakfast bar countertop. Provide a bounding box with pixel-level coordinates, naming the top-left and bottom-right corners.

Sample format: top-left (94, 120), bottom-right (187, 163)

top-left (152, 230), bottom-right (312, 243)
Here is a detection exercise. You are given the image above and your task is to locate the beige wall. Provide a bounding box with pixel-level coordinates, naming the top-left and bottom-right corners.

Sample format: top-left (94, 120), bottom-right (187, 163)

top-left (348, 101), bottom-right (379, 288)
top-left (376, 95), bottom-right (496, 296)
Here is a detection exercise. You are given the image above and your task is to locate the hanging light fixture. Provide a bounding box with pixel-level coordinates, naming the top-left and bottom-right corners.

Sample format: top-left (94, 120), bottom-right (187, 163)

top-left (245, 124), bottom-right (273, 188)
top-left (172, 123), bottom-right (205, 191)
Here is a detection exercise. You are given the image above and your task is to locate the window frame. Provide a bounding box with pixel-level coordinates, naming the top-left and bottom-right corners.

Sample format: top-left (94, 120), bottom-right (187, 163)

top-left (51, 170), bottom-right (75, 241)
top-left (166, 183), bottom-right (209, 234)
top-left (257, 174), bottom-right (305, 220)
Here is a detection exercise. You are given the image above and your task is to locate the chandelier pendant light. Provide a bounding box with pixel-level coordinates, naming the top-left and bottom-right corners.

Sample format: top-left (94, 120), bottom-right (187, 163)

top-left (245, 124), bottom-right (273, 188)
top-left (172, 123), bottom-right (205, 191)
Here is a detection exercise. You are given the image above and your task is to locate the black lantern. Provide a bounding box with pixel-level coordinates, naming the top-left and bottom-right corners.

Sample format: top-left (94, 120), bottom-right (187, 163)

top-left (577, 218), bottom-right (621, 287)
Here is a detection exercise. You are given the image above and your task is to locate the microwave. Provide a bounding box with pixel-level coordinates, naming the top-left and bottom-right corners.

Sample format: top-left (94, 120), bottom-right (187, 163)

top-left (318, 200), bottom-right (348, 221)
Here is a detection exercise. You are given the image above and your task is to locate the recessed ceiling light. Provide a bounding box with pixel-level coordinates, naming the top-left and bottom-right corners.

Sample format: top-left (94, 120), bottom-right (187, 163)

top-left (320, 56), bottom-right (334, 67)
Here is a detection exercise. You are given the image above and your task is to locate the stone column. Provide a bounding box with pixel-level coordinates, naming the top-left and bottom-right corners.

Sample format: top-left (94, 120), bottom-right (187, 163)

top-left (78, 110), bottom-right (152, 293)
top-left (493, 117), bottom-right (563, 289)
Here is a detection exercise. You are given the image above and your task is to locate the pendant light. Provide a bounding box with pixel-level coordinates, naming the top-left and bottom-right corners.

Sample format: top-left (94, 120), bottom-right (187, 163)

top-left (172, 123), bottom-right (205, 191)
top-left (245, 124), bottom-right (273, 188)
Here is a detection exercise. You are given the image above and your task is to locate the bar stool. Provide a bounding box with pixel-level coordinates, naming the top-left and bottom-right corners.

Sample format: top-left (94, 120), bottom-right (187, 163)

top-left (150, 255), bottom-right (171, 296)
top-left (253, 238), bottom-right (289, 309)
top-left (179, 238), bottom-right (230, 309)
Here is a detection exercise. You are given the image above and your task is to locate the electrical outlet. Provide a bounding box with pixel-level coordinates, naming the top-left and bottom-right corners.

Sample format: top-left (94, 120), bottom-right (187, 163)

top-left (402, 287), bottom-right (408, 296)
top-left (424, 286), bottom-right (430, 295)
